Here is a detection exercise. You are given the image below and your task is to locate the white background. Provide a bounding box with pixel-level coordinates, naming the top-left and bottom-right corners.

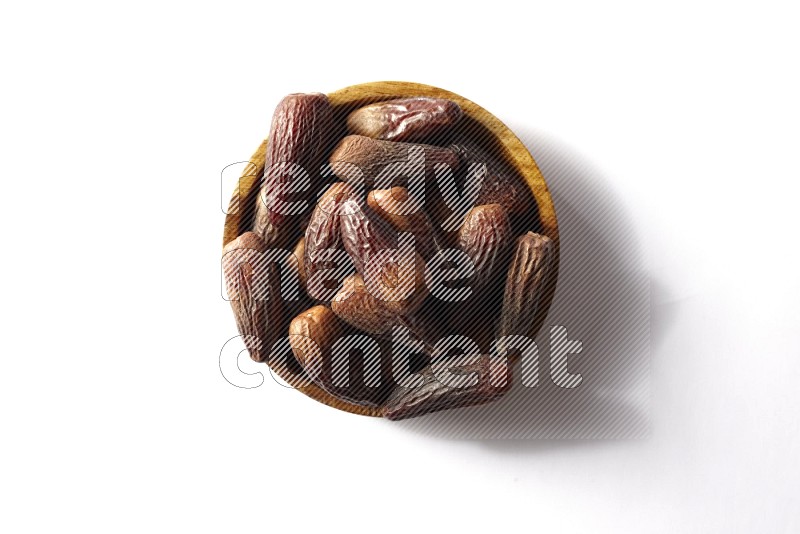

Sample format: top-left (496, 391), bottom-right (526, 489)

top-left (1, 1), bottom-right (799, 532)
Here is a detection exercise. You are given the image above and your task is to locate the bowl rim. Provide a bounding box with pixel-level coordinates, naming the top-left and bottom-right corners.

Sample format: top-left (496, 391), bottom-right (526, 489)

top-left (222, 80), bottom-right (560, 417)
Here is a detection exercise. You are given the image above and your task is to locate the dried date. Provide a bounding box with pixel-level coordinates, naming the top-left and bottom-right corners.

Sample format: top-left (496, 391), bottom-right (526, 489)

top-left (289, 304), bottom-right (389, 405)
top-left (450, 142), bottom-right (528, 215)
top-left (339, 195), bottom-right (398, 278)
top-left (222, 232), bottom-right (283, 362)
top-left (292, 237), bottom-right (307, 292)
top-left (498, 232), bottom-right (555, 339)
top-left (254, 93), bottom-right (333, 241)
top-left (331, 273), bottom-right (398, 335)
top-left (458, 203), bottom-right (513, 289)
top-left (382, 354), bottom-right (509, 420)
top-left (367, 186), bottom-right (439, 260)
top-left (346, 97), bottom-right (462, 143)
top-left (329, 135), bottom-right (459, 189)
top-left (304, 182), bottom-right (356, 286)
top-left (288, 304), bottom-right (342, 380)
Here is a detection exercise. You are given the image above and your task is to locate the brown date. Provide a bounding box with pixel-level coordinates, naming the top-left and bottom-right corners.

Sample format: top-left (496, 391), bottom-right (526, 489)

top-left (330, 261), bottom-right (429, 332)
top-left (254, 93), bottom-right (333, 243)
top-left (498, 232), bottom-right (555, 340)
top-left (382, 354), bottom-right (510, 420)
top-left (449, 142), bottom-right (529, 215)
top-left (331, 273), bottom-right (398, 336)
top-left (340, 193), bottom-right (431, 315)
top-left (339, 195), bottom-right (398, 278)
top-left (292, 237), bottom-right (307, 293)
top-left (289, 305), bottom-right (389, 405)
top-left (222, 232), bottom-right (283, 362)
top-left (288, 304), bottom-right (342, 380)
top-left (304, 182), bottom-right (356, 288)
top-left (346, 97), bottom-right (463, 143)
top-left (367, 186), bottom-right (439, 260)
top-left (329, 135), bottom-right (459, 189)
top-left (458, 203), bottom-right (513, 289)
top-left (282, 236), bottom-right (313, 321)
top-left (372, 253), bottom-right (429, 316)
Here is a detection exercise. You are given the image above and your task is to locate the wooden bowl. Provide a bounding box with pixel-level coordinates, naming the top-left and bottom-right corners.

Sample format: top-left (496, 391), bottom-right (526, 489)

top-left (223, 81), bottom-right (559, 417)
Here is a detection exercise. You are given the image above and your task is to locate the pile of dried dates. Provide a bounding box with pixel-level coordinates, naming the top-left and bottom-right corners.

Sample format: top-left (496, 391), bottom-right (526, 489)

top-left (223, 92), bottom-right (555, 420)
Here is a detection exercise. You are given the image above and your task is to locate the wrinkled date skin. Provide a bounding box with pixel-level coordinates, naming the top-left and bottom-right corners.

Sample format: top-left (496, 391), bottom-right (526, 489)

top-left (329, 135), bottom-right (460, 190)
top-left (330, 253), bottom-right (428, 334)
top-left (284, 236), bottom-right (313, 321)
top-left (304, 181), bottom-right (355, 293)
top-left (438, 203), bottom-right (513, 352)
top-left (367, 186), bottom-right (439, 260)
top-left (331, 273), bottom-right (399, 335)
top-left (339, 193), bottom-right (430, 318)
top-left (450, 142), bottom-right (529, 216)
top-left (382, 354), bottom-right (511, 420)
top-left (498, 232), bottom-right (555, 340)
top-left (458, 203), bottom-right (513, 289)
top-left (254, 93), bottom-right (333, 244)
top-left (222, 232), bottom-right (283, 363)
top-left (293, 237), bottom-right (307, 292)
top-left (288, 304), bottom-right (341, 387)
top-left (339, 195), bottom-right (398, 277)
top-left (346, 97), bottom-right (463, 143)
top-left (288, 304), bottom-right (389, 406)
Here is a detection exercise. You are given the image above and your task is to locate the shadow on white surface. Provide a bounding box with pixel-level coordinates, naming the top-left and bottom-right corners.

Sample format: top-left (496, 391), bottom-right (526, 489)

top-left (387, 128), bottom-right (669, 441)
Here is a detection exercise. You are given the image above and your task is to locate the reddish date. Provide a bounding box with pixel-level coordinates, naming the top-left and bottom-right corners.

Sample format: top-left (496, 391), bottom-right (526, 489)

top-left (254, 93), bottom-right (333, 242)
top-left (346, 97), bottom-right (463, 143)
top-left (329, 135), bottom-right (460, 190)
top-left (458, 203), bottom-right (513, 289)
